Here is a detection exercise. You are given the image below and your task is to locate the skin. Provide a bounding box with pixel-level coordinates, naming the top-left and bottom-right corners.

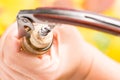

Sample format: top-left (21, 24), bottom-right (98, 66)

top-left (0, 23), bottom-right (120, 80)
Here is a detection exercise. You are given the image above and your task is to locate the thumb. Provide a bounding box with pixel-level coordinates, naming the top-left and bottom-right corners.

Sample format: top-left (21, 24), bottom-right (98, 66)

top-left (52, 24), bottom-right (94, 79)
top-left (53, 24), bottom-right (120, 80)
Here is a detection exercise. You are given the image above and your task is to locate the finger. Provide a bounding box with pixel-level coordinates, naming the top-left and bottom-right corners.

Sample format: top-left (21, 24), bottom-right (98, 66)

top-left (0, 23), bottom-right (18, 59)
top-left (2, 22), bottom-right (56, 79)
top-left (52, 24), bottom-right (86, 59)
top-left (2, 22), bottom-right (42, 65)
top-left (52, 25), bottom-right (84, 78)
top-left (52, 24), bottom-right (95, 79)
top-left (53, 24), bottom-right (86, 61)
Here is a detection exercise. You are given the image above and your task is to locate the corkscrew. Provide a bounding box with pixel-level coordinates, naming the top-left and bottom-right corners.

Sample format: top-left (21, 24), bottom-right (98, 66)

top-left (17, 7), bottom-right (120, 55)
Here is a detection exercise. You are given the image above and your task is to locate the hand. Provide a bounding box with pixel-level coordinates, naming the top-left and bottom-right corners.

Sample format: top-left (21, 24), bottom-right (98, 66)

top-left (0, 22), bottom-right (120, 80)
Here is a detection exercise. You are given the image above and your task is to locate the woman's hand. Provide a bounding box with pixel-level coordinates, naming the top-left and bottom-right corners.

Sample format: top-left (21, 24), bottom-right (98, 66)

top-left (0, 22), bottom-right (120, 80)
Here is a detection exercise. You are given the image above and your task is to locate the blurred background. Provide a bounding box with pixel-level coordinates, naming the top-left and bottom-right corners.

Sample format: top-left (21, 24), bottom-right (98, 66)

top-left (0, 0), bottom-right (120, 62)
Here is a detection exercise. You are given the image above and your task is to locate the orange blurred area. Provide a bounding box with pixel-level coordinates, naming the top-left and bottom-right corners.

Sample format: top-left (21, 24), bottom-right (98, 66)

top-left (1, 0), bottom-right (120, 62)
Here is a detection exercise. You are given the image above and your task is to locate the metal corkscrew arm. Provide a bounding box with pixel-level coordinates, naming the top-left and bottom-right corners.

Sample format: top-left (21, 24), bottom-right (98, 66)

top-left (17, 9), bottom-right (54, 55)
top-left (17, 7), bottom-right (120, 55)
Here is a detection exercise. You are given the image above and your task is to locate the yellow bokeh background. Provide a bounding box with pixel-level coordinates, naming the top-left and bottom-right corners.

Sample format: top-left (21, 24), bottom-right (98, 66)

top-left (1, 0), bottom-right (120, 62)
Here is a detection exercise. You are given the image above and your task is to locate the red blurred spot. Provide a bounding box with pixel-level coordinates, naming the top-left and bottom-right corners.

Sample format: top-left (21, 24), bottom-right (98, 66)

top-left (83, 0), bottom-right (115, 13)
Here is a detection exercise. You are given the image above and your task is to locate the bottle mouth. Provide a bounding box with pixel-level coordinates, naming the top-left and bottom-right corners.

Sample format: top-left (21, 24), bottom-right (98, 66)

top-left (21, 36), bottom-right (53, 55)
top-left (21, 23), bottom-right (54, 55)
